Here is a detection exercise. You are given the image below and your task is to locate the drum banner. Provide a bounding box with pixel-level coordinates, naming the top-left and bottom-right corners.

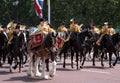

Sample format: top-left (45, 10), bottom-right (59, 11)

top-left (30, 33), bottom-right (44, 48)
top-left (56, 36), bottom-right (64, 50)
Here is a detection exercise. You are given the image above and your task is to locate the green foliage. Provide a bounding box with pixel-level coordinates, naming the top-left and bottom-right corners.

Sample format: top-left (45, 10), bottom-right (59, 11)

top-left (0, 0), bottom-right (120, 29)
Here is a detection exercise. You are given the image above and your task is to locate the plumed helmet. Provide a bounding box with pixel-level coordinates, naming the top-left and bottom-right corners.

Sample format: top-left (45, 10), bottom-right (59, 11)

top-left (7, 21), bottom-right (14, 28)
top-left (40, 18), bottom-right (45, 22)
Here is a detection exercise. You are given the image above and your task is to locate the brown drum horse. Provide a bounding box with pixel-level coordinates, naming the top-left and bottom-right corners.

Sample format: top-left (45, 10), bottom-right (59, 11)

top-left (27, 32), bottom-right (58, 79)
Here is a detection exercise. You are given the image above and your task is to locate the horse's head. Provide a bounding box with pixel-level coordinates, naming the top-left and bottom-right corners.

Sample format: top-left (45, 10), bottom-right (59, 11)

top-left (78, 30), bottom-right (93, 44)
top-left (43, 32), bottom-right (58, 54)
top-left (111, 32), bottom-right (120, 45)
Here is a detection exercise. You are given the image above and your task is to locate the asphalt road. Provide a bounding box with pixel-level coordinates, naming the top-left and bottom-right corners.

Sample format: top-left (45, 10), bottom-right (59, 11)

top-left (0, 58), bottom-right (120, 83)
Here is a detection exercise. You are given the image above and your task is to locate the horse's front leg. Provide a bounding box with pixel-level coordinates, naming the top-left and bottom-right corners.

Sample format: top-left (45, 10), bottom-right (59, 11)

top-left (113, 51), bottom-right (119, 66)
top-left (76, 52), bottom-right (79, 70)
top-left (101, 52), bottom-right (104, 67)
top-left (8, 56), bottom-right (13, 72)
top-left (63, 52), bottom-right (66, 68)
top-left (34, 56), bottom-right (41, 77)
top-left (45, 59), bottom-right (49, 71)
top-left (27, 52), bottom-right (34, 76)
top-left (0, 53), bottom-right (2, 67)
top-left (49, 61), bottom-right (57, 77)
top-left (71, 50), bottom-right (74, 69)
top-left (109, 52), bottom-right (112, 68)
top-left (41, 57), bottom-right (49, 79)
top-left (81, 52), bottom-right (86, 68)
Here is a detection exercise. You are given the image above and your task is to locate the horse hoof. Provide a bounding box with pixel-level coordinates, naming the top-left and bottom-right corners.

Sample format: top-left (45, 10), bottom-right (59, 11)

top-left (101, 64), bottom-right (104, 67)
top-left (80, 66), bottom-right (83, 69)
top-left (93, 64), bottom-right (95, 66)
top-left (113, 63), bottom-right (116, 66)
top-left (27, 71), bottom-right (34, 77)
top-left (63, 65), bottom-right (65, 68)
top-left (109, 65), bottom-right (113, 68)
top-left (10, 69), bottom-right (12, 72)
top-left (41, 75), bottom-right (49, 79)
top-left (19, 71), bottom-right (22, 73)
top-left (35, 73), bottom-right (41, 77)
top-left (49, 74), bottom-right (54, 77)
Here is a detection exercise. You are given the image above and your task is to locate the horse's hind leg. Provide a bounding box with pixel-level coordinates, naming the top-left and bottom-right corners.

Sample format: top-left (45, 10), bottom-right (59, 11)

top-left (113, 51), bottom-right (119, 66)
top-left (76, 52), bottom-right (79, 70)
top-left (71, 50), bottom-right (74, 69)
top-left (81, 55), bottom-right (86, 68)
top-left (13, 57), bottom-right (18, 70)
top-left (45, 59), bottom-right (49, 71)
top-left (8, 56), bottom-right (13, 72)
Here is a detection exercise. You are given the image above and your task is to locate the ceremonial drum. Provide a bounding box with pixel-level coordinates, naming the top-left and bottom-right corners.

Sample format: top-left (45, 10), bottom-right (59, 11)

top-left (29, 27), bottom-right (44, 48)
top-left (30, 32), bottom-right (44, 48)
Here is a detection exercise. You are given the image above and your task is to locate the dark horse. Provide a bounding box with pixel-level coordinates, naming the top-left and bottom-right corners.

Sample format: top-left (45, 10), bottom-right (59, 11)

top-left (0, 30), bottom-right (8, 66)
top-left (8, 30), bottom-right (26, 72)
top-left (59, 29), bottom-right (93, 69)
top-left (92, 33), bottom-right (120, 68)
top-left (111, 32), bottom-right (120, 52)
top-left (27, 32), bottom-right (58, 79)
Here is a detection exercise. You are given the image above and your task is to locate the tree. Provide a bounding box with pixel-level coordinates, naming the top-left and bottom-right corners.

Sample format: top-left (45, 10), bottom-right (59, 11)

top-left (0, 0), bottom-right (120, 29)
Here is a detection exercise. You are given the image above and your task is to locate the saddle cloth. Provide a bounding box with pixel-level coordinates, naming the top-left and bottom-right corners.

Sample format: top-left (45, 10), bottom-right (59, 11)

top-left (30, 32), bottom-right (44, 48)
top-left (56, 36), bottom-right (64, 50)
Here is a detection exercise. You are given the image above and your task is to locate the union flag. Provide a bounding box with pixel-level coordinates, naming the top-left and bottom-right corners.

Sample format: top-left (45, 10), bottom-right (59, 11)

top-left (34, 0), bottom-right (44, 18)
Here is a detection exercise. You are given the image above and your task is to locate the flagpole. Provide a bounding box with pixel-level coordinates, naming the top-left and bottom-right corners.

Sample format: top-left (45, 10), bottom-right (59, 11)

top-left (48, 0), bottom-right (51, 24)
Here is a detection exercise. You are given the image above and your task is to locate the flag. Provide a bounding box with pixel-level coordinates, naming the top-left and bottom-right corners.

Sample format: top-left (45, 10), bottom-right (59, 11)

top-left (34, 0), bottom-right (44, 18)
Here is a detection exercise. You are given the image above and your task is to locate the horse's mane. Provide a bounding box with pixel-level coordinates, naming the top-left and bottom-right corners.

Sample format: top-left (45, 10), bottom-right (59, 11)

top-left (42, 32), bottom-right (53, 48)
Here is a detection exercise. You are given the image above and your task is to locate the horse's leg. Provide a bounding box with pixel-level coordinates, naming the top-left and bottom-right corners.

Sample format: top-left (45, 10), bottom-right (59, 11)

top-left (22, 48), bottom-right (28, 64)
top-left (0, 51), bottom-right (2, 67)
top-left (27, 52), bottom-right (34, 76)
top-left (81, 52), bottom-right (86, 68)
top-left (108, 52), bottom-right (113, 68)
top-left (104, 51), bottom-right (108, 60)
top-left (18, 52), bottom-right (23, 73)
top-left (92, 52), bottom-right (96, 66)
top-left (45, 59), bottom-right (49, 71)
top-left (76, 52), bottom-right (79, 70)
top-left (71, 49), bottom-right (74, 68)
top-left (113, 51), bottom-right (119, 66)
top-left (41, 57), bottom-right (49, 79)
top-left (9, 56), bottom-right (13, 72)
top-left (34, 56), bottom-right (41, 77)
top-left (12, 56), bottom-right (18, 70)
top-left (3, 49), bottom-right (7, 64)
top-left (49, 61), bottom-right (57, 77)
top-left (101, 52), bottom-right (104, 67)
top-left (63, 52), bottom-right (66, 68)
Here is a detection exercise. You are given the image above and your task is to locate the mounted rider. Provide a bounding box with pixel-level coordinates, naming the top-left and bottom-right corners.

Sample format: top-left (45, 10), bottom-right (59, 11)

top-left (37, 18), bottom-right (56, 34)
top-left (6, 21), bottom-right (15, 45)
top-left (90, 23), bottom-right (100, 34)
top-left (57, 23), bottom-right (68, 32)
top-left (96, 22), bottom-right (109, 46)
top-left (107, 22), bottom-right (116, 35)
top-left (65, 18), bottom-right (82, 42)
